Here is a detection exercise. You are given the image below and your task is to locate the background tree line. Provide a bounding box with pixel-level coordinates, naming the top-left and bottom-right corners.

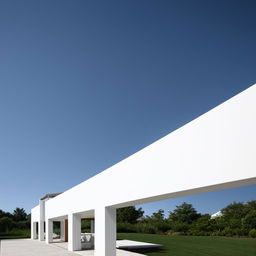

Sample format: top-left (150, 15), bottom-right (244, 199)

top-left (0, 208), bottom-right (30, 233)
top-left (1, 201), bottom-right (256, 238)
top-left (117, 201), bottom-right (256, 238)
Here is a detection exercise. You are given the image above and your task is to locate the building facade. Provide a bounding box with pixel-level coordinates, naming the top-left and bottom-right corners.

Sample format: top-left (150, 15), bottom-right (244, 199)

top-left (31, 85), bottom-right (256, 256)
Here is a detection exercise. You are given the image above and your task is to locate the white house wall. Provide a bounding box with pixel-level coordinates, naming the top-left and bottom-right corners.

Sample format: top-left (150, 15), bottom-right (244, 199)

top-left (44, 85), bottom-right (256, 220)
top-left (31, 205), bottom-right (40, 222)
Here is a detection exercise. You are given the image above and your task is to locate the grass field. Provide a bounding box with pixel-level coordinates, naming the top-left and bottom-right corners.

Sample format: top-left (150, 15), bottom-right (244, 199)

top-left (117, 233), bottom-right (256, 256)
top-left (0, 229), bottom-right (30, 239)
top-left (1, 230), bottom-right (255, 256)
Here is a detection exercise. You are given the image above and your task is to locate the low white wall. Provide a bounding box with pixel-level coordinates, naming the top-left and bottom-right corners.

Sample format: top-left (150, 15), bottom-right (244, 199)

top-left (44, 85), bottom-right (256, 219)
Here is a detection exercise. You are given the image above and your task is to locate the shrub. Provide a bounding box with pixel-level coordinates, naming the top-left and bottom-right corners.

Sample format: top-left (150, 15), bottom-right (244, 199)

top-left (117, 222), bottom-right (136, 233)
top-left (170, 221), bottom-right (190, 233)
top-left (81, 219), bottom-right (91, 233)
top-left (243, 210), bottom-right (256, 231)
top-left (134, 222), bottom-right (158, 234)
top-left (222, 227), bottom-right (233, 237)
top-left (248, 229), bottom-right (256, 238)
top-left (166, 230), bottom-right (186, 236)
top-left (0, 229), bottom-right (30, 239)
top-left (14, 220), bottom-right (30, 230)
top-left (53, 229), bottom-right (60, 235)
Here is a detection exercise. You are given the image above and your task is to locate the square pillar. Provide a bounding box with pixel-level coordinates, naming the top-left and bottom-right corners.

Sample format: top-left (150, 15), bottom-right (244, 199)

top-left (60, 220), bottom-right (65, 241)
top-left (38, 221), bottom-right (44, 241)
top-left (45, 219), bottom-right (53, 244)
top-left (68, 213), bottom-right (81, 251)
top-left (38, 200), bottom-right (45, 241)
top-left (31, 222), bottom-right (37, 239)
top-left (95, 207), bottom-right (116, 256)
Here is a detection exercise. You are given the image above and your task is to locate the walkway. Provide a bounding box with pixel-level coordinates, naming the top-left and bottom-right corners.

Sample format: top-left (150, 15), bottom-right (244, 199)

top-left (0, 239), bottom-right (144, 256)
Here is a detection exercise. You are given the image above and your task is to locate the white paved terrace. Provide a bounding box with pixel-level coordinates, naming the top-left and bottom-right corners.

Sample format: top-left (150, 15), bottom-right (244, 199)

top-left (0, 239), bottom-right (145, 256)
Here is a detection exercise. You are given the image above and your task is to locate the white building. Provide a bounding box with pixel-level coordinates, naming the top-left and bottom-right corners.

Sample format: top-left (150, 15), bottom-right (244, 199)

top-left (31, 84), bottom-right (256, 256)
top-left (211, 211), bottom-right (223, 219)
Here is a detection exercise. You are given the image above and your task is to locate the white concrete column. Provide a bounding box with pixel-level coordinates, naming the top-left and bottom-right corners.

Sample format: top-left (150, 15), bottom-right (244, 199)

top-left (95, 207), bottom-right (116, 256)
top-left (45, 219), bottom-right (53, 244)
top-left (38, 200), bottom-right (45, 241)
top-left (68, 213), bottom-right (81, 251)
top-left (90, 219), bottom-right (95, 233)
top-left (60, 220), bottom-right (65, 241)
top-left (31, 222), bottom-right (37, 239)
top-left (38, 221), bottom-right (44, 241)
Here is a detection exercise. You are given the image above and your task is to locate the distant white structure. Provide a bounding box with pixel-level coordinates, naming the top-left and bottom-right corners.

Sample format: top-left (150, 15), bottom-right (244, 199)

top-left (31, 84), bottom-right (256, 256)
top-left (211, 211), bottom-right (223, 219)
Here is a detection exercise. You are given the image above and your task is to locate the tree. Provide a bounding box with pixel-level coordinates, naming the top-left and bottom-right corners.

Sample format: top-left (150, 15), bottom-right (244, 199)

top-left (245, 201), bottom-right (256, 214)
top-left (143, 209), bottom-right (170, 234)
top-left (13, 208), bottom-right (27, 222)
top-left (243, 210), bottom-right (256, 231)
top-left (150, 209), bottom-right (165, 222)
top-left (0, 209), bottom-right (13, 219)
top-left (221, 202), bottom-right (245, 220)
top-left (117, 206), bottom-right (144, 223)
top-left (220, 202), bottom-right (247, 235)
top-left (211, 216), bottom-right (226, 233)
top-left (0, 217), bottom-right (13, 232)
top-left (169, 202), bottom-right (200, 224)
top-left (0, 209), bottom-right (6, 218)
top-left (190, 214), bottom-right (212, 234)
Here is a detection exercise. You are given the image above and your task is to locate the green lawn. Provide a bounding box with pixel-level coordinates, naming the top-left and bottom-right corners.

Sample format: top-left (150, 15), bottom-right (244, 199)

top-left (117, 233), bottom-right (256, 256)
top-left (0, 229), bottom-right (30, 239)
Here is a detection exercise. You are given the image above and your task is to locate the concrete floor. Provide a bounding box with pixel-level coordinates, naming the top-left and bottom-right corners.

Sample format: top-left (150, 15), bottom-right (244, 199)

top-left (0, 239), bottom-right (145, 256)
top-left (0, 239), bottom-right (76, 256)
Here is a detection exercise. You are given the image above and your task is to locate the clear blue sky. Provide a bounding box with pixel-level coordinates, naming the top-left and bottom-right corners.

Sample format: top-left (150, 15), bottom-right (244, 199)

top-left (0, 0), bottom-right (255, 216)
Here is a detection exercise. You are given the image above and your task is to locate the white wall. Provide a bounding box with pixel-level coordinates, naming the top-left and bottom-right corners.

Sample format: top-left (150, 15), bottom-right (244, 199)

top-left (43, 85), bottom-right (256, 220)
top-left (31, 205), bottom-right (40, 222)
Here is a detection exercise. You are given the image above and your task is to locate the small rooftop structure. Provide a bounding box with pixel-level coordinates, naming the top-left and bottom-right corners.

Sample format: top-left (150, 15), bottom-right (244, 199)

top-left (40, 192), bottom-right (62, 200)
top-left (211, 211), bottom-right (223, 219)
